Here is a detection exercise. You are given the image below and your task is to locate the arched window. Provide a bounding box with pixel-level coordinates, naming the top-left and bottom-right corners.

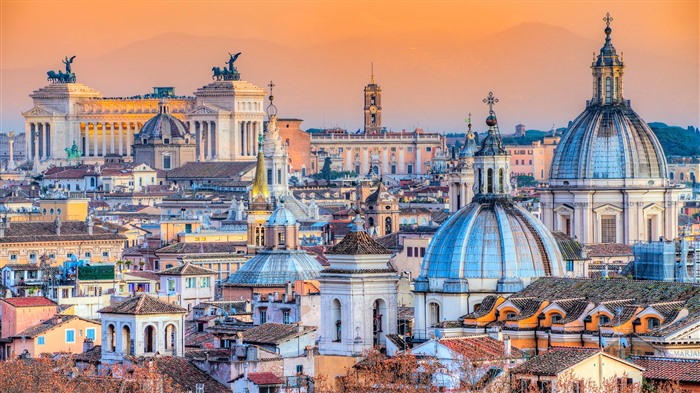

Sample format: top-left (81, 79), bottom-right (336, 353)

top-left (107, 324), bottom-right (116, 352)
top-left (498, 168), bottom-right (504, 193)
top-left (164, 324), bottom-right (176, 352)
top-left (121, 325), bottom-right (131, 355)
top-left (428, 302), bottom-right (441, 327)
top-left (372, 299), bottom-right (387, 346)
top-left (487, 168), bottom-right (494, 193)
top-left (368, 217), bottom-right (375, 228)
top-left (605, 77), bottom-right (612, 103)
top-left (599, 315), bottom-right (611, 325)
top-left (647, 317), bottom-right (661, 330)
top-left (614, 77), bottom-right (619, 99)
top-left (385, 217), bottom-right (392, 235)
top-left (331, 299), bottom-right (342, 342)
top-left (506, 312), bottom-right (517, 320)
top-left (144, 325), bottom-right (155, 353)
top-left (597, 77), bottom-right (603, 101)
top-left (551, 313), bottom-right (563, 323)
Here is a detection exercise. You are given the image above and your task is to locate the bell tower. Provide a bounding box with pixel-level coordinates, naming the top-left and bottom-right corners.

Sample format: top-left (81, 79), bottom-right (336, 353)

top-left (363, 64), bottom-right (382, 134)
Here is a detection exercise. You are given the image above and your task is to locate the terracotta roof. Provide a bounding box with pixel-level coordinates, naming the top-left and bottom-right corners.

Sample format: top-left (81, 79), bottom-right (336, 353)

top-left (463, 295), bottom-right (499, 319)
top-left (98, 294), bottom-right (186, 315)
top-left (2, 264), bottom-right (41, 271)
top-left (326, 230), bottom-right (392, 255)
top-left (0, 221), bottom-right (127, 244)
top-left (630, 356), bottom-right (700, 383)
top-left (586, 243), bottom-right (633, 257)
top-left (386, 334), bottom-right (407, 351)
top-left (511, 348), bottom-right (601, 375)
top-left (242, 323), bottom-right (316, 345)
top-left (375, 232), bottom-right (400, 250)
top-left (154, 356), bottom-right (231, 393)
top-left (440, 335), bottom-right (528, 361)
top-left (74, 344), bottom-right (102, 363)
top-left (123, 271), bottom-right (161, 281)
top-left (551, 231), bottom-right (586, 260)
top-left (247, 372), bottom-right (284, 386)
top-left (506, 298), bottom-right (545, 320)
top-left (431, 210), bottom-right (451, 224)
top-left (14, 314), bottom-right (91, 338)
top-left (159, 262), bottom-right (217, 276)
top-left (157, 241), bottom-right (244, 254)
top-left (398, 307), bottom-right (414, 320)
top-left (550, 298), bottom-right (591, 324)
top-left (166, 162), bottom-right (256, 180)
top-left (1, 297), bottom-right (57, 308)
top-left (301, 246), bottom-right (329, 266)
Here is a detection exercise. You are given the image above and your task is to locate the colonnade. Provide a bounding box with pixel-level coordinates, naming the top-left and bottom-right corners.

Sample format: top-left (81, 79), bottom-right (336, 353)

top-left (27, 122), bottom-right (51, 161)
top-left (80, 122), bottom-right (141, 157)
top-left (239, 120), bottom-right (260, 157)
top-left (188, 120), bottom-right (217, 160)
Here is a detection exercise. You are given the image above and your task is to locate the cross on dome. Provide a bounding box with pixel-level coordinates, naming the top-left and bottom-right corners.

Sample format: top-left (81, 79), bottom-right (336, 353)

top-left (266, 80), bottom-right (278, 117)
top-left (603, 12), bottom-right (613, 27)
top-left (483, 92), bottom-right (499, 114)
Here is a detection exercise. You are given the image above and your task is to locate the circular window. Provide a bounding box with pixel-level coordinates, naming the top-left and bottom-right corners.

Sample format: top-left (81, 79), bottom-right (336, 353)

top-left (42, 208), bottom-right (47, 215)
top-left (648, 180), bottom-right (655, 186)
top-left (385, 206), bottom-right (391, 210)
top-left (50, 208), bottom-right (54, 215)
top-left (368, 206), bottom-right (374, 210)
top-left (57, 208), bottom-right (62, 215)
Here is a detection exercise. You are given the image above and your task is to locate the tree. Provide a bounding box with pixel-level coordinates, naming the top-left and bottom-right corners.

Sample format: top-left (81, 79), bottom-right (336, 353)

top-left (516, 175), bottom-right (538, 188)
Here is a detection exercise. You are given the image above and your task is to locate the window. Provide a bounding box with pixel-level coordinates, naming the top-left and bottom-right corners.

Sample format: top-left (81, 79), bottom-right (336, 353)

top-left (167, 279), bottom-right (176, 293)
top-left (296, 365), bottom-right (304, 374)
top-left (420, 247), bottom-right (426, 257)
top-left (566, 260), bottom-right (574, 272)
top-left (551, 314), bottom-right (563, 323)
top-left (537, 380), bottom-right (552, 393)
top-left (391, 165), bottom-right (396, 174)
top-left (29, 253), bottom-right (36, 260)
top-left (85, 252), bottom-right (91, 258)
top-left (354, 165), bottom-right (361, 174)
top-left (407, 164), bottom-right (413, 174)
top-left (506, 312), bottom-right (517, 320)
top-left (50, 208), bottom-right (54, 215)
top-left (647, 317), bottom-right (661, 330)
top-left (199, 276), bottom-right (210, 288)
top-left (86, 328), bottom-right (96, 340)
top-left (49, 253), bottom-right (55, 259)
top-left (186, 277), bottom-right (196, 288)
top-left (66, 329), bottom-right (75, 343)
top-left (601, 216), bottom-right (616, 243)
top-left (599, 315), bottom-right (611, 325)
top-left (10, 254), bottom-right (17, 261)
top-left (283, 310), bottom-right (290, 325)
top-left (267, 169), bottom-right (273, 185)
top-left (37, 336), bottom-right (45, 345)
top-left (259, 308), bottom-right (267, 324)
top-left (164, 138), bottom-right (170, 144)
top-left (67, 253), bottom-right (74, 258)
top-left (407, 147), bottom-right (413, 152)
top-left (163, 155), bottom-right (171, 170)
top-left (102, 251), bottom-right (109, 257)
top-left (407, 247), bottom-right (413, 257)
top-left (426, 147), bottom-right (432, 152)
top-left (605, 77), bottom-right (612, 103)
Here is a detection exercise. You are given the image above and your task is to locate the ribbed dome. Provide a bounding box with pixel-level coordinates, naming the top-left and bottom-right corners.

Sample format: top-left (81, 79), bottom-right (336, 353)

top-left (550, 104), bottom-right (667, 180)
top-left (268, 204), bottom-right (297, 226)
top-left (224, 250), bottom-right (323, 285)
top-left (137, 102), bottom-right (189, 141)
top-left (416, 199), bottom-right (564, 293)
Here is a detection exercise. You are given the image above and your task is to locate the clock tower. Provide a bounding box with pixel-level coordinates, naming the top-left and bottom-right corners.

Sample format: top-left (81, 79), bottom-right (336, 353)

top-left (363, 65), bottom-right (382, 134)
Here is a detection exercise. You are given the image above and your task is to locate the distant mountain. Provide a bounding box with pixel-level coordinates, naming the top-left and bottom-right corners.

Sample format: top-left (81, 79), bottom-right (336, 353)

top-left (648, 122), bottom-right (700, 157)
top-left (1, 23), bottom-right (697, 135)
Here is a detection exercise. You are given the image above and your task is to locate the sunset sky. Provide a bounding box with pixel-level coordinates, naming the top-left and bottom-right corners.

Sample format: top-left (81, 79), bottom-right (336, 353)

top-left (1, 0), bottom-right (698, 133)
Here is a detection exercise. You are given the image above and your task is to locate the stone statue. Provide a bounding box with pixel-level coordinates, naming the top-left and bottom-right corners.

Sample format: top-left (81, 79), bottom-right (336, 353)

top-left (227, 52), bottom-right (241, 71)
top-left (212, 52), bottom-right (241, 81)
top-left (47, 56), bottom-right (77, 83)
top-left (63, 56), bottom-right (76, 73)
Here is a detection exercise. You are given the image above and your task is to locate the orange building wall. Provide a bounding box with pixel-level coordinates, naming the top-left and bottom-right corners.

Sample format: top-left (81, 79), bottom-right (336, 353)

top-left (1, 302), bottom-right (58, 338)
top-left (9, 318), bottom-right (102, 357)
top-left (278, 119), bottom-right (311, 176)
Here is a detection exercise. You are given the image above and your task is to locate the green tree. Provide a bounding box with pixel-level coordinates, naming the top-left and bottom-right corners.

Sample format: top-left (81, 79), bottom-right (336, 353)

top-left (320, 157), bottom-right (333, 182)
top-left (516, 175), bottom-right (538, 187)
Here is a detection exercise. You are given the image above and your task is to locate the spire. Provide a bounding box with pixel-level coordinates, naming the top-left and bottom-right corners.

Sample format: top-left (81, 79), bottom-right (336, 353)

top-left (370, 62), bottom-right (375, 84)
top-left (591, 12), bottom-right (625, 105)
top-left (251, 133), bottom-right (269, 202)
top-left (472, 92), bottom-right (511, 199)
top-left (459, 112), bottom-right (477, 159)
top-left (266, 81), bottom-right (277, 118)
top-left (475, 92), bottom-right (506, 157)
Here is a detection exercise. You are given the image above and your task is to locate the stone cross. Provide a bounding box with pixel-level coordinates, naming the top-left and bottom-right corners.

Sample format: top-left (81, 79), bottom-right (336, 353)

top-left (603, 12), bottom-right (613, 27)
top-left (483, 91), bottom-right (499, 113)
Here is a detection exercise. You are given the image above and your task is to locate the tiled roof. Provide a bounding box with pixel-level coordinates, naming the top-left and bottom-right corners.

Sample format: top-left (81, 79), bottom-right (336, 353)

top-left (511, 348), bottom-right (601, 375)
top-left (157, 242), bottom-right (244, 254)
top-left (301, 246), bottom-right (329, 266)
top-left (326, 230), bottom-right (392, 255)
top-left (506, 298), bottom-right (545, 320)
top-left (74, 344), bottom-right (102, 363)
top-left (550, 298), bottom-right (590, 324)
top-left (2, 264), bottom-right (41, 271)
top-left (242, 323), bottom-right (316, 345)
top-left (159, 262), bottom-right (217, 276)
top-left (551, 231), bottom-right (586, 260)
top-left (166, 162), bottom-right (256, 180)
top-left (247, 372), bottom-right (284, 386)
top-left (375, 232), bottom-right (400, 250)
top-left (185, 321), bottom-right (217, 349)
top-left (386, 334), bottom-right (406, 351)
top-left (630, 356), bottom-right (700, 383)
top-left (398, 307), bottom-right (414, 320)
top-left (154, 356), bottom-right (231, 393)
top-left (464, 295), bottom-right (499, 319)
top-left (585, 243), bottom-right (633, 257)
top-left (0, 221), bottom-right (127, 244)
top-left (14, 314), bottom-right (85, 338)
top-left (601, 305), bottom-right (640, 327)
top-left (1, 297), bottom-right (57, 308)
top-left (431, 210), bottom-right (451, 224)
top-left (98, 294), bottom-right (186, 315)
top-left (124, 271), bottom-right (161, 281)
top-left (440, 335), bottom-right (528, 361)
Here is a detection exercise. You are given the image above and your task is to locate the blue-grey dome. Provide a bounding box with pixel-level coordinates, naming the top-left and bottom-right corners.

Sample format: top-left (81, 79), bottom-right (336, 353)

top-left (268, 205), bottom-right (297, 226)
top-left (136, 102), bottom-right (189, 141)
top-left (416, 199), bottom-right (564, 293)
top-left (550, 104), bottom-right (667, 180)
top-left (223, 250), bottom-right (323, 286)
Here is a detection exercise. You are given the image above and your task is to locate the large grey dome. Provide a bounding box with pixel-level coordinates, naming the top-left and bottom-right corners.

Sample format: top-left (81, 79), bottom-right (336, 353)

top-left (550, 104), bottom-right (667, 180)
top-left (415, 199), bottom-right (564, 293)
top-left (136, 102), bottom-right (189, 141)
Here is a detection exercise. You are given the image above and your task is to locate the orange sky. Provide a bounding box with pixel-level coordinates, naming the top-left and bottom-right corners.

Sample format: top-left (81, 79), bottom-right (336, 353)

top-left (1, 0), bottom-right (698, 132)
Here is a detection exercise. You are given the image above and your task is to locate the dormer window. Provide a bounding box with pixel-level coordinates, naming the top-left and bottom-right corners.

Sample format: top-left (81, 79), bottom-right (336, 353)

top-left (142, 139), bottom-right (148, 145)
top-left (163, 138), bottom-right (170, 144)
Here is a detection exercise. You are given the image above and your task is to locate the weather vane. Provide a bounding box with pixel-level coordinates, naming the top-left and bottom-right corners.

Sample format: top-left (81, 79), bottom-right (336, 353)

top-left (603, 12), bottom-right (613, 27)
top-left (483, 92), bottom-right (499, 114)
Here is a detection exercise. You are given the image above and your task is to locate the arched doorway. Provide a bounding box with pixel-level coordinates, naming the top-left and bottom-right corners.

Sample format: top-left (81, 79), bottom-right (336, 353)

top-left (144, 325), bottom-right (155, 353)
top-left (428, 302), bottom-right (441, 327)
top-left (372, 299), bottom-right (387, 346)
top-left (164, 324), bottom-right (176, 353)
top-left (121, 325), bottom-right (131, 355)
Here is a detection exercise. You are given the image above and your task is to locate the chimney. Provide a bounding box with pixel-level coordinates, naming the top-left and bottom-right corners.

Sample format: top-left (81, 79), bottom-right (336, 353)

top-left (83, 337), bottom-right (95, 352)
top-left (272, 292), bottom-right (278, 302)
top-left (236, 331), bottom-right (244, 346)
top-left (504, 335), bottom-right (512, 357)
top-left (304, 345), bottom-right (313, 359)
top-left (285, 281), bottom-right (293, 298)
top-left (245, 300), bottom-right (252, 313)
top-left (296, 322), bottom-right (303, 333)
top-left (86, 215), bottom-right (94, 235)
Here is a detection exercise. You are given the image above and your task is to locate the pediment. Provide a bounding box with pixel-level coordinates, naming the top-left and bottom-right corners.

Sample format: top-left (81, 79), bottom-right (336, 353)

top-left (643, 203), bottom-right (664, 214)
top-left (22, 106), bottom-right (54, 117)
top-left (188, 105), bottom-right (218, 115)
top-left (553, 204), bottom-right (574, 214)
top-left (593, 203), bottom-right (623, 214)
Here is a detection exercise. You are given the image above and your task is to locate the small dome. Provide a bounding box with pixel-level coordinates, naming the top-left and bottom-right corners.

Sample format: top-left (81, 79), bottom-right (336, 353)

top-left (136, 102), bottom-right (189, 141)
top-left (224, 250), bottom-right (323, 286)
top-left (268, 204), bottom-right (297, 226)
top-left (550, 105), bottom-right (667, 180)
top-left (416, 199), bottom-right (564, 293)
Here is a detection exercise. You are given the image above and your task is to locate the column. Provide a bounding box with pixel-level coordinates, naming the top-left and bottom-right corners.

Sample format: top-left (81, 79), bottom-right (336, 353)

top-left (92, 123), bottom-right (98, 156)
top-left (196, 122), bottom-right (202, 160)
top-left (346, 149), bottom-right (352, 171)
top-left (110, 123), bottom-right (116, 154)
top-left (382, 148), bottom-right (389, 174)
top-left (118, 123), bottom-right (124, 156)
top-left (101, 123), bottom-right (107, 157)
top-left (44, 123), bottom-right (50, 158)
top-left (202, 121), bottom-right (209, 159)
top-left (363, 148), bottom-right (369, 174)
top-left (37, 123), bottom-right (43, 159)
top-left (416, 145), bottom-right (422, 174)
top-left (33, 124), bottom-right (39, 161)
top-left (242, 123), bottom-right (248, 157)
top-left (126, 124), bottom-right (132, 157)
top-left (25, 121), bottom-right (31, 161)
top-left (82, 123), bottom-right (89, 157)
top-left (399, 148), bottom-right (405, 173)
top-left (209, 121), bottom-right (216, 159)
